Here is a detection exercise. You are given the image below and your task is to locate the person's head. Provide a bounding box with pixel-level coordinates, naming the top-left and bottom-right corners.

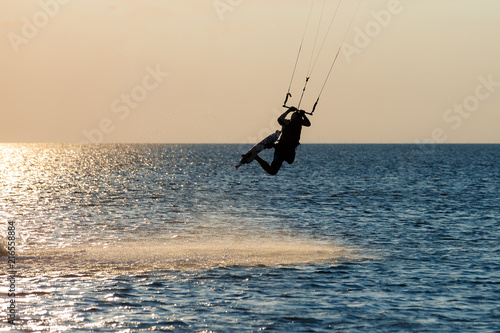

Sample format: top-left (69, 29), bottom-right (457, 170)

top-left (291, 111), bottom-right (303, 121)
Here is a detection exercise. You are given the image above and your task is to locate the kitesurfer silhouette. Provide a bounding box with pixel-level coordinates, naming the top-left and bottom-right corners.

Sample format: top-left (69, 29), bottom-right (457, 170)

top-left (255, 107), bottom-right (311, 175)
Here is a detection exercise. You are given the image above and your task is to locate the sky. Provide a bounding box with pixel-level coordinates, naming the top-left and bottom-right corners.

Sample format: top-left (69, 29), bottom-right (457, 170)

top-left (1, 0), bottom-right (499, 143)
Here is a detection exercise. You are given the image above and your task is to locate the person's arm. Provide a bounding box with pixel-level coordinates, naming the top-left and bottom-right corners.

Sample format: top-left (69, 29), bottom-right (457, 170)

top-left (278, 107), bottom-right (296, 126)
top-left (301, 112), bottom-right (311, 127)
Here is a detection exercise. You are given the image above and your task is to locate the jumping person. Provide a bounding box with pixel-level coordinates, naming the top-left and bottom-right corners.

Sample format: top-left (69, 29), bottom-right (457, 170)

top-left (255, 107), bottom-right (311, 175)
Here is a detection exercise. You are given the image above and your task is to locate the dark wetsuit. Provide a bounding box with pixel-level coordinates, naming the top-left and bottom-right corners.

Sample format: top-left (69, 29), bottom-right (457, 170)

top-left (255, 108), bottom-right (311, 175)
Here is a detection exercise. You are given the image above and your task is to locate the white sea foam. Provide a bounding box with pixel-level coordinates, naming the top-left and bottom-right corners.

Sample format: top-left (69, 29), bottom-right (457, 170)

top-left (16, 238), bottom-right (346, 276)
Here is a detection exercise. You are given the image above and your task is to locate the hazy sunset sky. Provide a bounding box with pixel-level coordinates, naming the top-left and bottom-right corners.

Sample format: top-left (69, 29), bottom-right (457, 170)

top-left (1, 0), bottom-right (499, 143)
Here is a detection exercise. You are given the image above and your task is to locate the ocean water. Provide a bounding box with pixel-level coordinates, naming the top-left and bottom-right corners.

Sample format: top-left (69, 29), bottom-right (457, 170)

top-left (0, 143), bottom-right (499, 332)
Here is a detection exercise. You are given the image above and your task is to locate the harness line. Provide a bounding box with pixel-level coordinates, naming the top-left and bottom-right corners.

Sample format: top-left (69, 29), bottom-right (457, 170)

top-left (283, 0), bottom-right (316, 107)
top-left (284, 0), bottom-right (362, 115)
top-left (312, 0), bottom-right (362, 115)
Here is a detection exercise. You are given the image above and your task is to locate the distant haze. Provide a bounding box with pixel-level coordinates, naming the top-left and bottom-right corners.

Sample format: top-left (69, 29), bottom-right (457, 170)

top-left (1, 0), bottom-right (499, 143)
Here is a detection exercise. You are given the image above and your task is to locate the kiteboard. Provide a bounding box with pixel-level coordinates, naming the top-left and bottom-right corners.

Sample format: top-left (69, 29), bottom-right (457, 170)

top-left (235, 130), bottom-right (281, 169)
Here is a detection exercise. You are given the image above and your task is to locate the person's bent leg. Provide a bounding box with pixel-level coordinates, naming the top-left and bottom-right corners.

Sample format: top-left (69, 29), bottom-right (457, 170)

top-left (255, 155), bottom-right (282, 175)
top-left (269, 158), bottom-right (283, 175)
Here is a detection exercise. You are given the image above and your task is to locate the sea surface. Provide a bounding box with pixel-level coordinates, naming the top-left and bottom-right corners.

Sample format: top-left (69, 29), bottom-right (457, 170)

top-left (0, 143), bottom-right (499, 332)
